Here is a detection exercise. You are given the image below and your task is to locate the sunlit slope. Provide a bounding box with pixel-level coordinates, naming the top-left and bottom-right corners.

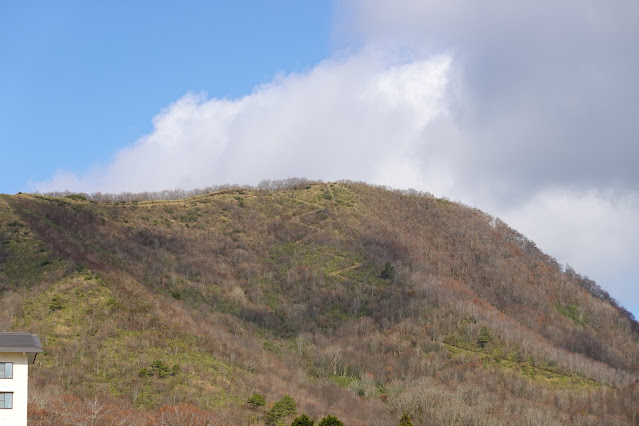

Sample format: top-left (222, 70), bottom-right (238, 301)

top-left (1, 182), bottom-right (637, 425)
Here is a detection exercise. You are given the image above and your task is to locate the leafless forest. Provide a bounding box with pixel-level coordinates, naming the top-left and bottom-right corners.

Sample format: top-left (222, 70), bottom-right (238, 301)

top-left (1, 180), bottom-right (637, 425)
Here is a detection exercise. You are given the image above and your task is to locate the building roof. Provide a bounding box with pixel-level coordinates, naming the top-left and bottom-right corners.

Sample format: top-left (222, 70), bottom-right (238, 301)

top-left (0, 332), bottom-right (43, 353)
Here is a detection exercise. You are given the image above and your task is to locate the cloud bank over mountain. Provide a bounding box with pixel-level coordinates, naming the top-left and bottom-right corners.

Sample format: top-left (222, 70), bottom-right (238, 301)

top-left (35, 51), bottom-right (455, 194)
top-left (34, 0), bottom-right (639, 314)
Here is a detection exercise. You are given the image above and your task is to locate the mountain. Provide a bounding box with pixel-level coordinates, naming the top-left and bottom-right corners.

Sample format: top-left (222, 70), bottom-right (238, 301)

top-left (0, 181), bottom-right (637, 425)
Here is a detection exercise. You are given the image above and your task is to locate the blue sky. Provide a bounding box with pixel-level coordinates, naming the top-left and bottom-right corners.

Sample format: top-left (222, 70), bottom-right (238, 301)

top-left (1, 1), bottom-right (638, 318)
top-left (1, 1), bottom-right (332, 192)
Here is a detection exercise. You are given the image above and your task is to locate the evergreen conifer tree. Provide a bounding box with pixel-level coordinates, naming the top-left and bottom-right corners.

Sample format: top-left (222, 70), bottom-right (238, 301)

top-left (478, 326), bottom-right (492, 348)
top-left (318, 415), bottom-right (345, 426)
top-left (291, 413), bottom-right (314, 426)
top-left (381, 262), bottom-right (395, 279)
top-left (265, 395), bottom-right (297, 425)
top-left (280, 395), bottom-right (296, 416)
top-left (247, 393), bottom-right (266, 408)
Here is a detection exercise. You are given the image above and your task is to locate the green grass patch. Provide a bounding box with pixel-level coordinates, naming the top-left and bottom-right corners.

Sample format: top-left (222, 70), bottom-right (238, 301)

top-left (557, 304), bottom-right (587, 325)
top-left (326, 375), bottom-right (358, 388)
top-left (443, 342), bottom-right (601, 389)
top-left (14, 271), bottom-right (245, 408)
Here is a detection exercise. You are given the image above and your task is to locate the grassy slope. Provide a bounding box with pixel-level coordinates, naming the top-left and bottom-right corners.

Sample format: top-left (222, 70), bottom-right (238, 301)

top-left (1, 183), bottom-right (638, 425)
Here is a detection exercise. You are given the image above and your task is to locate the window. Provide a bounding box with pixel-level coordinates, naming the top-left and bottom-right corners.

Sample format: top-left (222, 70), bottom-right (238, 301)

top-left (0, 363), bottom-right (12, 379)
top-left (0, 393), bottom-right (12, 409)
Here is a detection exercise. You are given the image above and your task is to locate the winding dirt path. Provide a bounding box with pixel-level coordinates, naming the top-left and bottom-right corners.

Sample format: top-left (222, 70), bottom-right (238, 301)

top-left (328, 256), bottom-right (363, 277)
top-left (325, 183), bottom-right (338, 207)
top-left (281, 187), bottom-right (364, 283)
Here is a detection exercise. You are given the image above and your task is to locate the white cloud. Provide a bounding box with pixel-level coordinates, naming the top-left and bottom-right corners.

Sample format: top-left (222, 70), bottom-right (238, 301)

top-left (34, 50), bottom-right (454, 194)
top-left (496, 189), bottom-right (639, 310)
top-left (505, 190), bottom-right (639, 270)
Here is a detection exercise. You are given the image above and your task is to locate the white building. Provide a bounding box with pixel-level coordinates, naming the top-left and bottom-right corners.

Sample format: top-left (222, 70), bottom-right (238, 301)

top-left (0, 333), bottom-right (43, 426)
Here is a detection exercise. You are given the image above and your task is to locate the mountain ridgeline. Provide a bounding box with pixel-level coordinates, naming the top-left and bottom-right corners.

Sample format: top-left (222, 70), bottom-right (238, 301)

top-left (0, 181), bottom-right (637, 425)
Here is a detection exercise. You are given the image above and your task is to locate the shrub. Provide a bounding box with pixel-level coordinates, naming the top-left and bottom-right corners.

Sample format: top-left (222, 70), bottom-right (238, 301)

top-left (65, 194), bottom-right (87, 201)
top-left (399, 413), bottom-right (414, 426)
top-left (49, 295), bottom-right (65, 311)
top-left (140, 360), bottom-right (179, 378)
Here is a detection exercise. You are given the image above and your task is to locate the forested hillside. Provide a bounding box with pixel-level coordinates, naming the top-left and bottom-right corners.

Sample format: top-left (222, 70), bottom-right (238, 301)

top-left (0, 181), bottom-right (637, 425)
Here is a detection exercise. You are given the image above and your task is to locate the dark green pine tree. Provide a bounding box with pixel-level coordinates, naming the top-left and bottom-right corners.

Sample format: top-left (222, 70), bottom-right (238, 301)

top-left (318, 415), bottom-right (345, 426)
top-left (265, 395), bottom-right (297, 425)
top-left (478, 325), bottom-right (492, 348)
top-left (291, 413), bottom-right (315, 426)
top-left (247, 393), bottom-right (266, 408)
top-left (380, 262), bottom-right (395, 279)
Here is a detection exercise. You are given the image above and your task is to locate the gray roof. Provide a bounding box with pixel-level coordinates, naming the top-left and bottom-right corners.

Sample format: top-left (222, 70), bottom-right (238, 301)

top-left (0, 332), bottom-right (43, 353)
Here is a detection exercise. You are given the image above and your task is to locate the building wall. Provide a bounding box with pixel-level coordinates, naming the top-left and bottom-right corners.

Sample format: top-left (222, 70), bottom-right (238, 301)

top-left (0, 352), bottom-right (28, 426)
